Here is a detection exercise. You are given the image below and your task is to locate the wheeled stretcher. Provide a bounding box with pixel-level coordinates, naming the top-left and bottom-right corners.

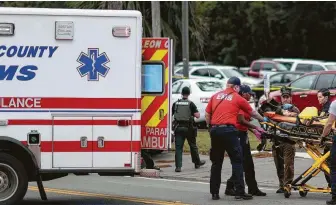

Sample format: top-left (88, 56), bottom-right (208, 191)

top-left (258, 102), bottom-right (334, 198)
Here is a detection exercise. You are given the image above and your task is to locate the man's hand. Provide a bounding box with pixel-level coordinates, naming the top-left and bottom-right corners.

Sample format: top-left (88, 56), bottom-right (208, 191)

top-left (253, 129), bottom-right (262, 141)
top-left (319, 136), bottom-right (327, 147)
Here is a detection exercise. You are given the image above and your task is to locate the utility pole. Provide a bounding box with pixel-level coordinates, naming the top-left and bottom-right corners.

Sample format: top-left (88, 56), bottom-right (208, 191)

top-left (107, 1), bottom-right (123, 10)
top-left (151, 1), bottom-right (161, 37)
top-left (182, 1), bottom-right (189, 78)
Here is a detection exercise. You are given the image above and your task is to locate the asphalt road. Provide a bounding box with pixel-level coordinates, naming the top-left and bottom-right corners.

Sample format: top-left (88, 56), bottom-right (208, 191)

top-left (20, 174), bottom-right (331, 205)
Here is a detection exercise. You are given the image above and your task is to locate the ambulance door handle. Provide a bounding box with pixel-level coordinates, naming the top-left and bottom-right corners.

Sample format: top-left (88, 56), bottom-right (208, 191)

top-left (159, 109), bottom-right (164, 120)
top-left (97, 136), bottom-right (105, 148)
top-left (80, 136), bottom-right (88, 148)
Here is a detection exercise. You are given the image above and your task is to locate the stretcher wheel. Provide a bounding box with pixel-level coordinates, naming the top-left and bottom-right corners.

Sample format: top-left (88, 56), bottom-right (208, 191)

top-left (299, 191), bottom-right (308, 197)
top-left (284, 189), bottom-right (291, 198)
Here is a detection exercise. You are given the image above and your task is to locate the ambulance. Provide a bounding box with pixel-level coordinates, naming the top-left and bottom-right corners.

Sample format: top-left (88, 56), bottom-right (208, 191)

top-left (0, 7), bottom-right (172, 205)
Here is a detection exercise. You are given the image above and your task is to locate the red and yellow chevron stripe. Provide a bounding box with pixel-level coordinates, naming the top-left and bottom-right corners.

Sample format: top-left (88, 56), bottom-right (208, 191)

top-left (141, 38), bottom-right (170, 150)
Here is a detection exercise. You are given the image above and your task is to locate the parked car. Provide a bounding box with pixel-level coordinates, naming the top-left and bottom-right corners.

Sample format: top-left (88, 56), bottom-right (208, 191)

top-left (238, 66), bottom-right (250, 75)
top-left (247, 59), bottom-right (289, 78)
top-left (186, 65), bottom-right (260, 86)
top-left (251, 71), bottom-right (305, 104)
top-left (171, 78), bottom-right (226, 126)
top-left (175, 61), bottom-right (213, 69)
top-left (259, 71), bottom-right (336, 111)
top-left (288, 60), bottom-right (336, 72)
top-left (171, 78), bottom-right (256, 127)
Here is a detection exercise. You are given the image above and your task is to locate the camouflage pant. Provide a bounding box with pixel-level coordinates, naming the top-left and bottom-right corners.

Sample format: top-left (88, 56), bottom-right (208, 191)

top-left (272, 142), bottom-right (295, 188)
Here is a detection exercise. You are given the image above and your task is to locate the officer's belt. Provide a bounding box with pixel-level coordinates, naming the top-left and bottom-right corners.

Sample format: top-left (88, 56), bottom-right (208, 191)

top-left (211, 124), bottom-right (235, 128)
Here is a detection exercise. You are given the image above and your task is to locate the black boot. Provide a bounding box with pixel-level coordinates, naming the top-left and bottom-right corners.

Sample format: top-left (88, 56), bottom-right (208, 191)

top-left (276, 187), bottom-right (284, 193)
top-left (327, 196), bottom-right (336, 205)
top-left (235, 193), bottom-right (253, 200)
top-left (212, 194), bottom-right (220, 200)
top-left (248, 189), bottom-right (267, 196)
top-left (195, 160), bottom-right (206, 169)
top-left (175, 167), bottom-right (181, 172)
top-left (225, 181), bottom-right (235, 196)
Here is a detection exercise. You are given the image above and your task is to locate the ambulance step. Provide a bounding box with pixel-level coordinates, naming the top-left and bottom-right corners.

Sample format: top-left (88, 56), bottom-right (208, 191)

top-left (139, 169), bottom-right (160, 178)
top-left (36, 173), bottom-right (47, 201)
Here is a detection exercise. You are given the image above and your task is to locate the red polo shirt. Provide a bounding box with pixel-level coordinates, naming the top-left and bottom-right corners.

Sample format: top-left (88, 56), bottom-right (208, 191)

top-left (236, 109), bottom-right (251, 131)
top-left (205, 88), bottom-right (253, 127)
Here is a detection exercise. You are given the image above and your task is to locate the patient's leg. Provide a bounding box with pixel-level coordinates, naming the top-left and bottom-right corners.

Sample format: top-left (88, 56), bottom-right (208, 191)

top-left (283, 142), bottom-right (295, 186)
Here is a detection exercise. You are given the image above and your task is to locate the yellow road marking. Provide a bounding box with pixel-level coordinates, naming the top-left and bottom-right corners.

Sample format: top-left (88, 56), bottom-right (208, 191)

top-left (28, 186), bottom-right (190, 205)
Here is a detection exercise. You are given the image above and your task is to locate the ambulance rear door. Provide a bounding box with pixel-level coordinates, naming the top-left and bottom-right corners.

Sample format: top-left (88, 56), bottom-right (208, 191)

top-left (141, 38), bottom-right (172, 151)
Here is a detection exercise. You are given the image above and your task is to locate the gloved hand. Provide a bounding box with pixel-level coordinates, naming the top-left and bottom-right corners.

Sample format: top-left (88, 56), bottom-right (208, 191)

top-left (282, 103), bottom-right (293, 110)
top-left (253, 129), bottom-right (262, 141)
top-left (319, 137), bottom-right (327, 147)
top-left (263, 117), bottom-right (269, 122)
top-left (256, 127), bottom-right (265, 133)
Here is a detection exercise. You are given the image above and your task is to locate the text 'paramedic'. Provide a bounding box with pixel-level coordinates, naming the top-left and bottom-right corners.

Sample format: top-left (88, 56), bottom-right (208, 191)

top-left (0, 45), bottom-right (58, 81)
top-left (0, 98), bottom-right (41, 108)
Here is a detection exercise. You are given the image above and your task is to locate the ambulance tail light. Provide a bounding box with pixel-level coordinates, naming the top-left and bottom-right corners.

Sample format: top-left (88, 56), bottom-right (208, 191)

top-left (0, 23), bottom-right (14, 36)
top-left (117, 120), bottom-right (130, 126)
top-left (200, 97), bottom-right (210, 103)
top-left (112, 26), bottom-right (131, 37)
top-left (134, 152), bottom-right (141, 173)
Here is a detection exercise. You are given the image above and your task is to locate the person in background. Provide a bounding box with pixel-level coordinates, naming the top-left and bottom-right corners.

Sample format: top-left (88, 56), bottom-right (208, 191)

top-left (172, 86), bottom-right (206, 173)
top-left (205, 77), bottom-right (266, 201)
top-left (141, 150), bottom-right (160, 170)
top-left (225, 85), bottom-right (267, 197)
top-left (320, 100), bottom-right (336, 205)
top-left (317, 88), bottom-right (332, 188)
top-left (272, 86), bottom-right (299, 194)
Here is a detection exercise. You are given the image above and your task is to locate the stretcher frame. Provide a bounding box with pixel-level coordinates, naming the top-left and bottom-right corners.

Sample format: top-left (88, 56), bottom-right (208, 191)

top-left (259, 120), bottom-right (333, 198)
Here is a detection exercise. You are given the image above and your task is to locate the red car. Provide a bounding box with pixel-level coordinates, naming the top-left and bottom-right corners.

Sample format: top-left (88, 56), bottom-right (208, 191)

top-left (260, 71), bottom-right (336, 111)
top-left (247, 59), bottom-right (288, 78)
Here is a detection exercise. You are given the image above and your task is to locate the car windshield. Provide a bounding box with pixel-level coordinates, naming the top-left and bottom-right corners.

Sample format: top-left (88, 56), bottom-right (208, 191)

top-left (276, 63), bottom-right (288, 71)
top-left (196, 81), bottom-right (224, 92)
top-left (220, 69), bottom-right (246, 78)
top-left (326, 64), bottom-right (336, 70)
top-left (275, 62), bottom-right (293, 70)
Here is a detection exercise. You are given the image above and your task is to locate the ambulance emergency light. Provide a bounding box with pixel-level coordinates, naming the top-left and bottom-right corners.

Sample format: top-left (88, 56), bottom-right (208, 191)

top-left (0, 23), bottom-right (14, 36)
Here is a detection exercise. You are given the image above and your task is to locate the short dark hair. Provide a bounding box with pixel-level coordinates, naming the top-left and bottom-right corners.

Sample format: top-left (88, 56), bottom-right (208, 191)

top-left (181, 86), bottom-right (190, 95)
top-left (318, 88), bottom-right (330, 97)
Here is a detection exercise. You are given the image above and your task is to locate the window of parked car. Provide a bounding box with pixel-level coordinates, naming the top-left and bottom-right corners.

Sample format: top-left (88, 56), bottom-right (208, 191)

top-left (191, 68), bottom-right (209, 77)
top-left (208, 69), bottom-right (223, 78)
top-left (283, 73), bottom-right (303, 83)
top-left (269, 74), bottom-right (284, 84)
top-left (295, 64), bottom-right (311, 72)
top-left (311, 64), bottom-right (324, 71)
top-left (290, 74), bottom-right (317, 90)
top-left (172, 81), bottom-right (182, 94)
top-left (196, 81), bottom-right (224, 92)
top-left (251, 62), bottom-right (262, 72)
top-left (315, 74), bottom-right (336, 90)
top-left (326, 64), bottom-right (336, 70)
top-left (220, 69), bottom-right (245, 78)
top-left (262, 63), bottom-right (275, 71)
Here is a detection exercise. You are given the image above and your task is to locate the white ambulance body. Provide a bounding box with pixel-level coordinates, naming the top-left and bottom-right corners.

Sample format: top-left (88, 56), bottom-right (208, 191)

top-left (0, 7), bottom-right (142, 204)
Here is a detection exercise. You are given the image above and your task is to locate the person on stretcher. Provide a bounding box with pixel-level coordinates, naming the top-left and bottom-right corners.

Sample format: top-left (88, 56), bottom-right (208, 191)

top-left (274, 86), bottom-right (300, 117)
top-left (271, 86), bottom-right (299, 193)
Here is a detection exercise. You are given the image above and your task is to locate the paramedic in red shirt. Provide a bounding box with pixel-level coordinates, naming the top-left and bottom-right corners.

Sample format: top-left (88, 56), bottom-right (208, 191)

top-left (205, 77), bottom-right (265, 200)
top-left (225, 85), bottom-right (266, 197)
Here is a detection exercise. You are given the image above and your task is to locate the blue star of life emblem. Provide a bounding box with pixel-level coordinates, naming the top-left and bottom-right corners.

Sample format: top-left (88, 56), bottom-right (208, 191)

top-left (76, 48), bottom-right (110, 81)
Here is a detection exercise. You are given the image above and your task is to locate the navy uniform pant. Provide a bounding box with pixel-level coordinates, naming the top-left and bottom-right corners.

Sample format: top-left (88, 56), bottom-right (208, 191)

top-left (331, 137), bottom-right (336, 196)
top-left (209, 125), bottom-right (245, 195)
top-left (227, 131), bottom-right (258, 192)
